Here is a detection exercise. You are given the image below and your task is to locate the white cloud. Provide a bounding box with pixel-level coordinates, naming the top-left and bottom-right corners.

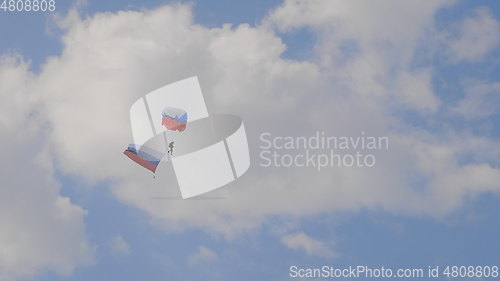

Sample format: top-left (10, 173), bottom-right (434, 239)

top-left (188, 246), bottom-right (218, 266)
top-left (0, 56), bottom-right (94, 281)
top-left (450, 81), bottom-right (500, 120)
top-left (393, 69), bottom-right (440, 112)
top-left (447, 7), bottom-right (500, 63)
top-left (395, 133), bottom-right (500, 215)
top-left (281, 232), bottom-right (335, 258)
top-left (265, 0), bottom-right (451, 113)
top-left (110, 235), bottom-right (131, 257)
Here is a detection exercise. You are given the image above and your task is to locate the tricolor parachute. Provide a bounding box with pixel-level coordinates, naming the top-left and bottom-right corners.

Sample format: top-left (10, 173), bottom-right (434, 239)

top-left (124, 107), bottom-right (188, 173)
top-left (161, 107), bottom-right (188, 132)
top-left (123, 144), bottom-right (164, 173)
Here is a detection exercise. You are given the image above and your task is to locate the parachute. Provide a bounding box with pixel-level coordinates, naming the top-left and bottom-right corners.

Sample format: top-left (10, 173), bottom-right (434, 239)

top-left (124, 107), bottom-right (188, 174)
top-left (161, 107), bottom-right (188, 131)
top-left (123, 144), bottom-right (165, 173)
top-left (123, 77), bottom-right (250, 198)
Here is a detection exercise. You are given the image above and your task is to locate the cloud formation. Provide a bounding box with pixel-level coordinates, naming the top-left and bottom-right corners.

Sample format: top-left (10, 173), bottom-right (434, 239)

top-left (188, 246), bottom-right (218, 266)
top-left (447, 7), bottom-right (500, 63)
top-left (110, 235), bottom-right (131, 257)
top-left (0, 56), bottom-right (94, 281)
top-left (451, 81), bottom-right (500, 120)
top-left (281, 232), bottom-right (335, 258)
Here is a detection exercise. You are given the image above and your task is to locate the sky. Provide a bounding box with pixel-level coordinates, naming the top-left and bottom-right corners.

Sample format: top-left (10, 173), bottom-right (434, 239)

top-left (0, 0), bottom-right (499, 280)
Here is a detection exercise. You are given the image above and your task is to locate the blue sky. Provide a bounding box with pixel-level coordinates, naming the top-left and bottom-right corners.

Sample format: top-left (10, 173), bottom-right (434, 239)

top-left (0, 1), bottom-right (499, 281)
